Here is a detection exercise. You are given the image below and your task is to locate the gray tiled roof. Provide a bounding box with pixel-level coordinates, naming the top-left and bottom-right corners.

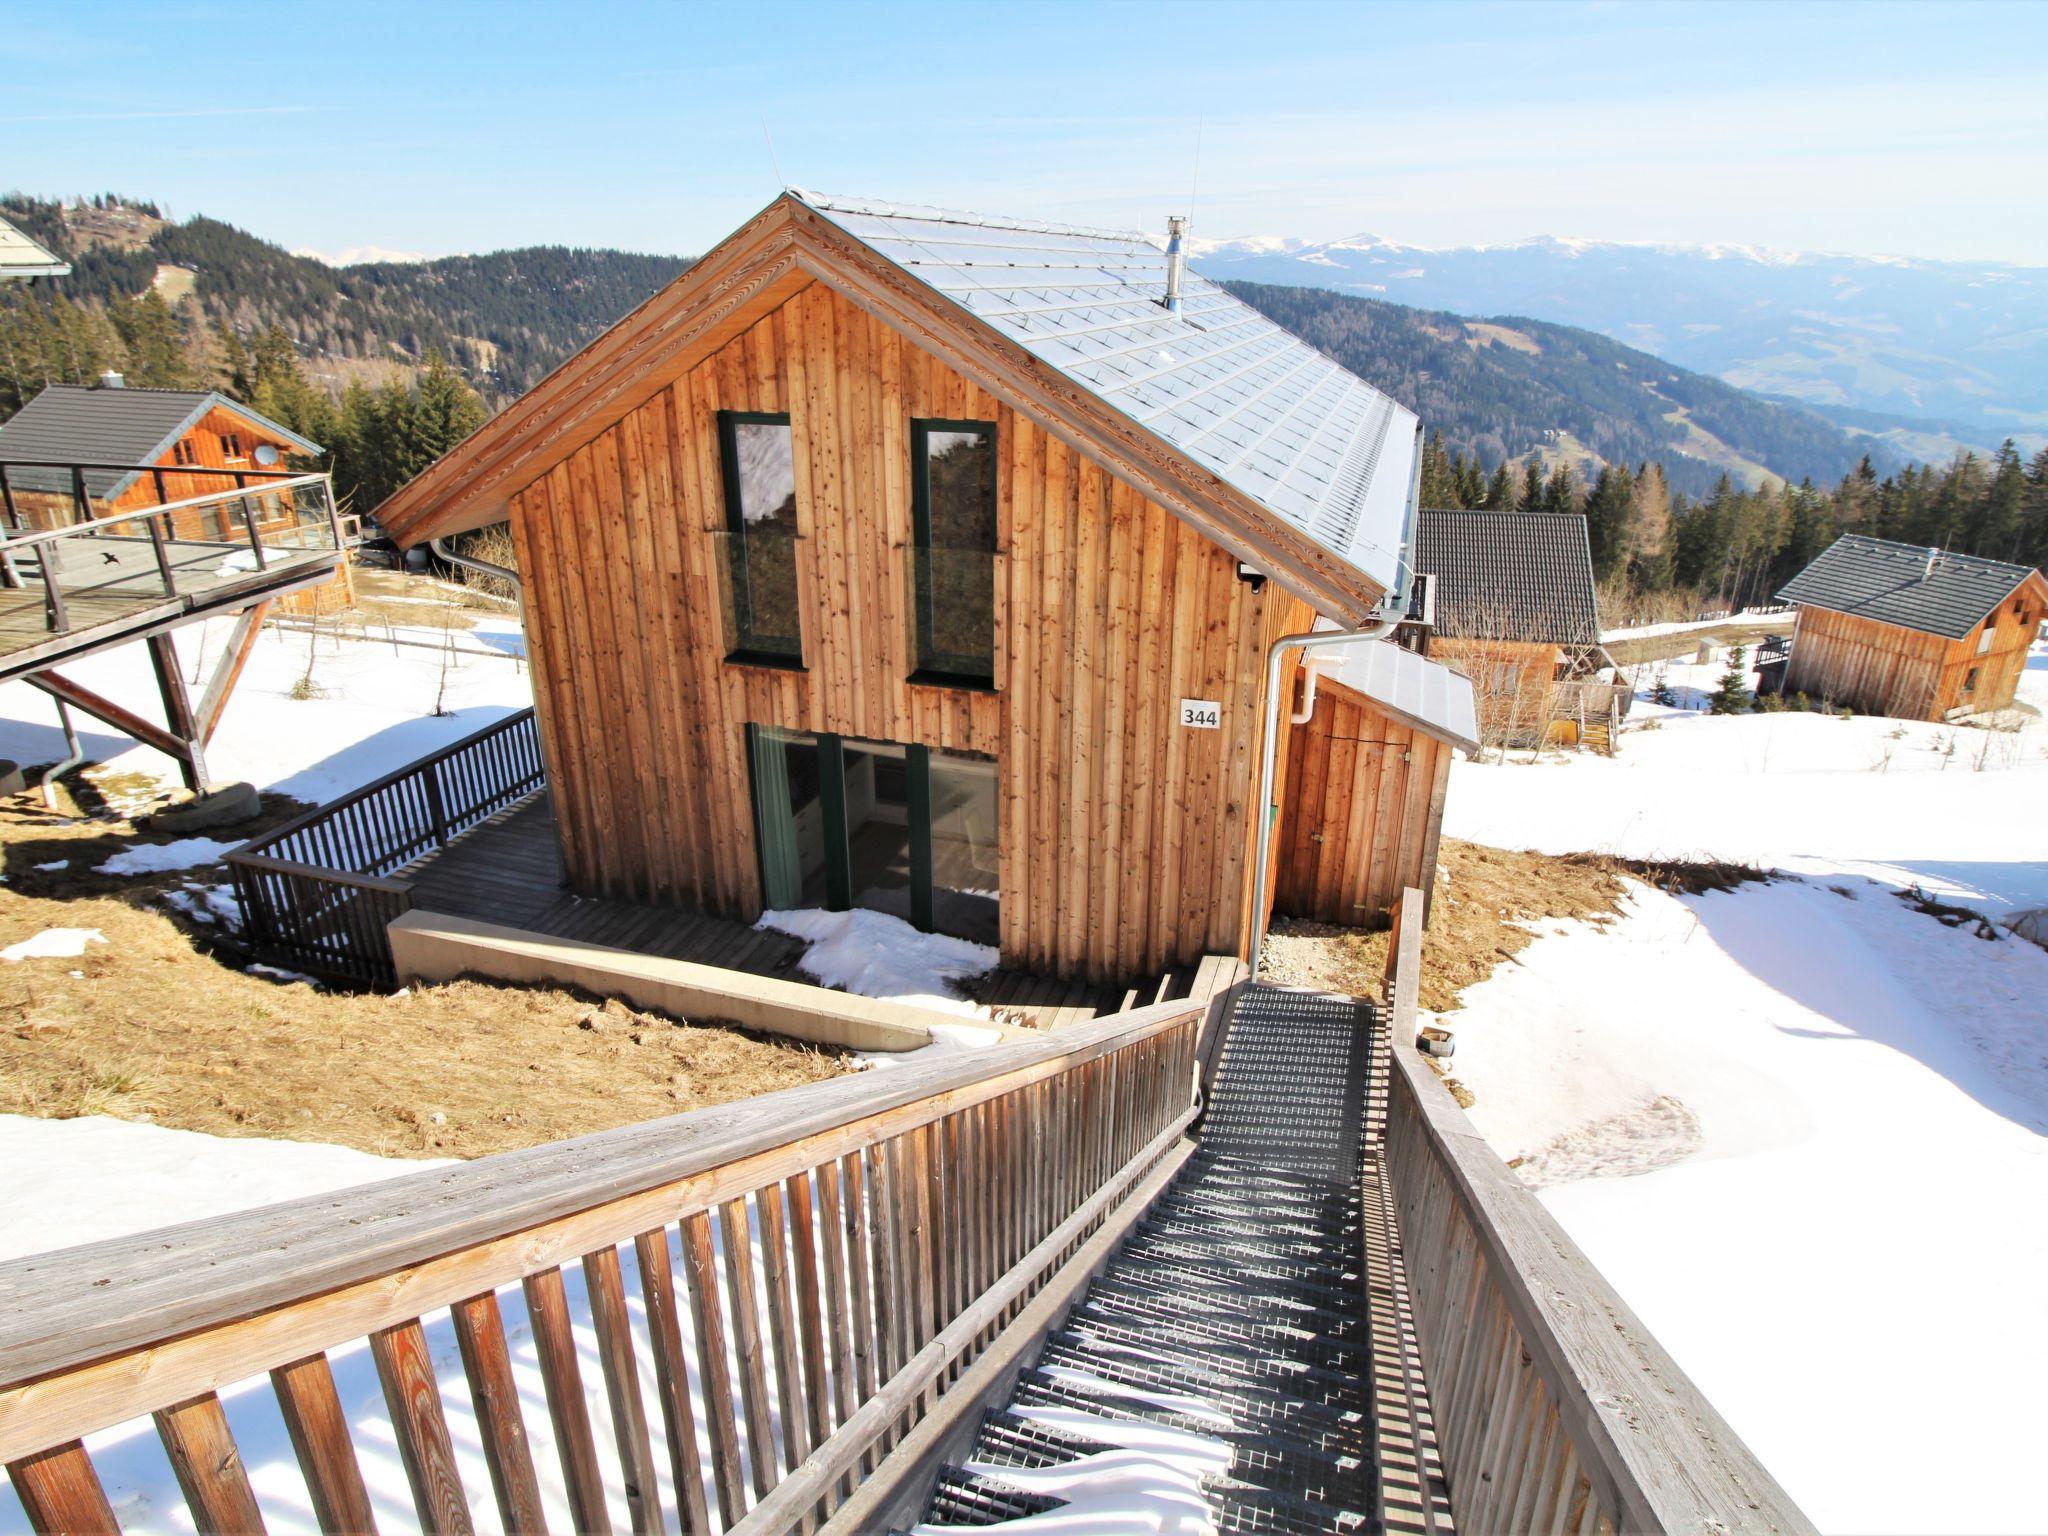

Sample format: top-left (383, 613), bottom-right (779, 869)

top-left (1776, 534), bottom-right (2041, 640)
top-left (1322, 635), bottom-right (1480, 752)
top-left (1409, 509), bottom-right (1600, 645)
top-left (0, 385), bottom-right (321, 500)
top-left (795, 192), bottom-right (1421, 605)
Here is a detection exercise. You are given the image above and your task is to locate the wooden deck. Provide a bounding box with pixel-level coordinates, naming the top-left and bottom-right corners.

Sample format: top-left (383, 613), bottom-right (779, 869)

top-left (0, 533), bottom-right (340, 677)
top-left (401, 791), bottom-right (1244, 1027)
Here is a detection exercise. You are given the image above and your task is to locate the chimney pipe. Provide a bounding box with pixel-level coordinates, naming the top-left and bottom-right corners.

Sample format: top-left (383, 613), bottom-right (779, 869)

top-left (98, 370), bottom-right (125, 389)
top-left (1924, 546), bottom-right (1940, 578)
top-left (1163, 214), bottom-right (1188, 316)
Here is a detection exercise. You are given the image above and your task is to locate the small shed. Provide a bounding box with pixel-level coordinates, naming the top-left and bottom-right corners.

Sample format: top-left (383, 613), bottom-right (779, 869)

top-left (1775, 535), bottom-right (2047, 719)
top-left (1274, 639), bottom-right (1478, 927)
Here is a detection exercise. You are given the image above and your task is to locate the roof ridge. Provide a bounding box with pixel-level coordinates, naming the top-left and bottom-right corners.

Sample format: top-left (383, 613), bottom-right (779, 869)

top-left (790, 188), bottom-right (1157, 248)
top-left (1834, 531), bottom-right (2037, 578)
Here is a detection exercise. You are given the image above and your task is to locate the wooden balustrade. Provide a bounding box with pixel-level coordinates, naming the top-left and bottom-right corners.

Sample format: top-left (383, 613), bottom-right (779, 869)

top-left (0, 996), bottom-right (1202, 1535)
top-left (225, 707), bottom-right (544, 986)
top-left (1379, 887), bottom-right (1813, 1535)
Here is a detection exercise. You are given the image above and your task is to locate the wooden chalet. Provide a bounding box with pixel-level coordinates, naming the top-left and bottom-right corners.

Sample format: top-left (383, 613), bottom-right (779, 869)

top-left (0, 382), bottom-right (351, 610)
top-left (1772, 534), bottom-right (2048, 720)
top-left (1398, 508), bottom-right (1615, 749)
top-left (349, 190), bottom-right (1485, 992)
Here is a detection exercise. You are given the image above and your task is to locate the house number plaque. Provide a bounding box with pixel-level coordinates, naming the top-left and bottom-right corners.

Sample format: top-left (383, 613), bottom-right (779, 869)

top-left (1179, 698), bottom-right (1221, 729)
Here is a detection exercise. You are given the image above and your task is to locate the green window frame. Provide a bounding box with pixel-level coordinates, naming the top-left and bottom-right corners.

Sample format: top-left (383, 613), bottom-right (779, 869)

top-left (909, 417), bottom-right (998, 688)
top-left (718, 410), bottom-right (804, 666)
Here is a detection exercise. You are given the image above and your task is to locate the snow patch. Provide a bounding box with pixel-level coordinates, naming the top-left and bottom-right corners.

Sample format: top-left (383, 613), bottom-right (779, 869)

top-left (97, 837), bottom-right (237, 876)
top-left (1, 927), bottom-right (107, 962)
top-left (757, 906), bottom-right (998, 1019)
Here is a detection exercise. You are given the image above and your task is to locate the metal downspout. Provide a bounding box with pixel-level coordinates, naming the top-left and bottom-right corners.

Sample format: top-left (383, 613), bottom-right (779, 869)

top-left (428, 537), bottom-right (519, 592)
top-left (40, 699), bottom-right (82, 813)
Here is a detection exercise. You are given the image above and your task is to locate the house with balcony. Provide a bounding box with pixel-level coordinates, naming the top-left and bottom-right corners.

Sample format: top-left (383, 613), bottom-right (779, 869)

top-left (238, 190), bottom-right (1480, 1008)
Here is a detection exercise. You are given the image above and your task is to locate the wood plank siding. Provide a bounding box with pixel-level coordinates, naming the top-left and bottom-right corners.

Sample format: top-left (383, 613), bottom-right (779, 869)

top-left (1273, 678), bottom-right (1453, 928)
top-left (1783, 582), bottom-right (2045, 720)
top-left (508, 279), bottom-right (1297, 982)
top-left (1427, 636), bottom-right (1562, 747)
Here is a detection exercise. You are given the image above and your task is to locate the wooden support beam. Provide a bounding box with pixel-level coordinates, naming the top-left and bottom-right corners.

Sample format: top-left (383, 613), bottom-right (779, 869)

top-left (25, 670), bottom-right (195, 769)
top-left (195, 600), bottom-right (273, 746)
top-left (147, 632), bottom-right (207, 791)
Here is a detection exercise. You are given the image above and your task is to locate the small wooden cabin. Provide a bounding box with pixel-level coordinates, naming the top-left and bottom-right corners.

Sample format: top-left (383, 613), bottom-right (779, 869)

top-left (1274, 638), bottom-right (1477, 926)
top-left (374, 191), bottom-right (1462, 983)
top-left (1397, 509), bottom-right (1605, 746)
top-left (1775, 535), bottom-right (2048, 720)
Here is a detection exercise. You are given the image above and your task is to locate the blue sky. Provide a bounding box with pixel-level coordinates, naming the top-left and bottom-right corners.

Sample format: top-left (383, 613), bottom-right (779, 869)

top-left (6, 0), bottom-right (2045, 265)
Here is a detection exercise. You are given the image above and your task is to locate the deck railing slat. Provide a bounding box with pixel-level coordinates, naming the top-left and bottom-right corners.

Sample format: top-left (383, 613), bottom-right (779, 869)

top-left (449, 1292), bottom-right (548, 1536)
top-left (369, 1320), bottom-right (473, 1534)
top-left (271, 1352), bottom-right (381, 1536)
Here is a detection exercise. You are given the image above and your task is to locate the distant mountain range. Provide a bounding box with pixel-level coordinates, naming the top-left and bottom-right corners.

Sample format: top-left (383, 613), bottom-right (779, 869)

top-left (0, 194), bottom-right (1935, 497)
top-left (1193, 233), bottom-right (2048, 459)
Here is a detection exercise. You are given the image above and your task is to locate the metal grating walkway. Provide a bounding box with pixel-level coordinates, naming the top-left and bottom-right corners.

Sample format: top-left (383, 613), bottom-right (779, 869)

top-left (906, 986), bottom-right (1381, 1535)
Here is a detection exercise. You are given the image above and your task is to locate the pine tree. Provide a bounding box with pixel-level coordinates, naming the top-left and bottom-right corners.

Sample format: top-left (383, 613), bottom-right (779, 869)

top-left (1418, 430), bottom-right (1460, 509)
top-left (1517, 454), bottom-right (1545, 512)
top-left (1709, 645), bottom-right (1753, 715)
top-left (107, 289), bottom-right (191, 387)
top-left (1483, 462), bottom-right (1517, 511)
top-left (1582, 463), bottom-right (1634, 580)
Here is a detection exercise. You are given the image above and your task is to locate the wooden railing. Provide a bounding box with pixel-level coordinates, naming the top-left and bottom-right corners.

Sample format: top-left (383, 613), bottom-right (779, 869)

top-left (226, 708), bottom-right (544, 987)
top-left (1379, 888), bottom-right (1813, 1535)
top-left (0, 997), bottom-right (1201, 1535)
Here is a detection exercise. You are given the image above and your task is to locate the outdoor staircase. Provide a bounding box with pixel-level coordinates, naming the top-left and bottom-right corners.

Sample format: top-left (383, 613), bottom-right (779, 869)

top-left (900, 987), bottom-right (1382, 1535)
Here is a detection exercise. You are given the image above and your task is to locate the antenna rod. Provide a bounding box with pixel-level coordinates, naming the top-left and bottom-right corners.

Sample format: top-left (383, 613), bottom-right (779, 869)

top-left (761, 116), bottom-right (786, 189)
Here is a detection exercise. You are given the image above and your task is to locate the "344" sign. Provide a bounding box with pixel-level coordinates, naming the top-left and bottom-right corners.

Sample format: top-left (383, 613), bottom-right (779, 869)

top-left (1179, 698), bottom-right (1221, 729)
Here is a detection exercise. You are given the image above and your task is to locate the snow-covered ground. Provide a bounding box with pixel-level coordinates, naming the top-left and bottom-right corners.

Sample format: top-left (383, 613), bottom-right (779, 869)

top-left (0, 609), bottom-right (533, 806)
top-left (1438, 640), bottom-right (2048, 1533)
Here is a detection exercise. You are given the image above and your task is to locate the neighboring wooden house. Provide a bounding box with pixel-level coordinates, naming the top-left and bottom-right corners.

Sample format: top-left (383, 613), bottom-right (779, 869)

top-left (1274, 638), bottom-right (1478, 926)
top-left (1396, 508), bottom-right (1608, 748)
top-left (372, 190), bottom-right (1458, 983)
top-left (0, 381), bottom-right (349, 610)
top-left (1773, 534), bottom-right (2048, 719)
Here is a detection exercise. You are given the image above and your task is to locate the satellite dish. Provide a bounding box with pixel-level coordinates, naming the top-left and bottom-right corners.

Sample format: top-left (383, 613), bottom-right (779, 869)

top-left (253, 444), bottom-right (281, 467)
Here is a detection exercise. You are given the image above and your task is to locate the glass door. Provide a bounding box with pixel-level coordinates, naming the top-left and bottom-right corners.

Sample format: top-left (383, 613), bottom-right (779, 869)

top-left (746, 726), bottom-right (998, 943)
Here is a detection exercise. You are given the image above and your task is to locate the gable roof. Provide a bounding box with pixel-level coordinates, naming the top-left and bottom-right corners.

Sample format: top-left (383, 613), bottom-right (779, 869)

top-left (1408, 509), bottom-right (1600, 645)
top-left (796, 193), bottom-right (1420, 601)
top-left (0, 385), bottom-right (323, 500)
top-left (1321, 635), bottom-right (1480, 753)
top-left (370, 191), bottom-right (1421, 623)
top-left (1776, 534), bottom-right (2045, 640)
top-left (0, 215), bottom-right (68, 280)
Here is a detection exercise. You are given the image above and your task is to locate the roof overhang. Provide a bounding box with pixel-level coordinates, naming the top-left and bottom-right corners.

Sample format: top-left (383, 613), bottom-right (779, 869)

top-left (371, 194), bottom-right (1393, 622)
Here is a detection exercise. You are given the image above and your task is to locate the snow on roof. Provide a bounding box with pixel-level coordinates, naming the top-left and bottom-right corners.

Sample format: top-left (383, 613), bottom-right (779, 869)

top-left (1776, 534), bottom-right (2043, 641)
top-left (0, 215), bottom-right (68, 280)
top-left (794, 190), bottom-right (1422, 604)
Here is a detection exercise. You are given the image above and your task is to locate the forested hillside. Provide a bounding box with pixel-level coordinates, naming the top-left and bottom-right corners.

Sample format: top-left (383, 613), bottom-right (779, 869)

top-left (0, 194), bottom-right (688, 403)
top-left (3, 194), bottom-right (2040, 617)
top-left (1226, 280), bottom-right (1886, 500)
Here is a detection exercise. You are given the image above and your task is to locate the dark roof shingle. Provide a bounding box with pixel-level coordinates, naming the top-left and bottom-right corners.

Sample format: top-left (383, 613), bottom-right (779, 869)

top-left (1408, 509), bottom-right (1600, 645)
top-left (1776, 535), bottom-right (2042, 640)
top-left (0, 385), bottom-right (321, 500)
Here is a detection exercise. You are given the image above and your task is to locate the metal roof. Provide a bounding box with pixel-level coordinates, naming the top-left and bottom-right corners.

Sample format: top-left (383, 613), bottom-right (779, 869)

top-left (0, 216), bottom-right (68, 280)
top-left (1408, 508), bottom-right (1600, 646)
top-left (794, 191), bottom-right (1422, 605)
top-left (1318, 633), bottom-right (1480, 752)
top-left (1775, 534), bottom-right (2043, 641)
top-left (0, 385), bottom-right (323, 500)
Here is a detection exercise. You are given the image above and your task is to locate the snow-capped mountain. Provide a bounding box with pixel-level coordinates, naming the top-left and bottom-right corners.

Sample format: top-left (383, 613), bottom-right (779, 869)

top-left (1192, 233), bottom-right (2048, 452)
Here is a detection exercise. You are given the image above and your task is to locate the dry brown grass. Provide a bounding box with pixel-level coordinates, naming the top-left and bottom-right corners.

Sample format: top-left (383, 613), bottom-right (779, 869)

top-left (1262, 838), bottom-right (1766, 1017)
top-left (0, 786), bottom-right (850, 1160)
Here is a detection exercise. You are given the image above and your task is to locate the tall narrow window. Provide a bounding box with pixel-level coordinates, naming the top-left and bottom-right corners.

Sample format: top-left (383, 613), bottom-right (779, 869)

top-left (910, 419), bottom-right (997, 686)
top-left (719, 411), bottom-right (803, 664)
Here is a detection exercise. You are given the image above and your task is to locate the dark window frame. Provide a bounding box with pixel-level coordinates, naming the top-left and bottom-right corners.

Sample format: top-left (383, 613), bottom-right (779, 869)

top-left (220, 432), bottom-right (245, 462)
top-left (718, 409), bottom-right (805, 669)
top-left (909, 417), bottom-right (999, 689)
